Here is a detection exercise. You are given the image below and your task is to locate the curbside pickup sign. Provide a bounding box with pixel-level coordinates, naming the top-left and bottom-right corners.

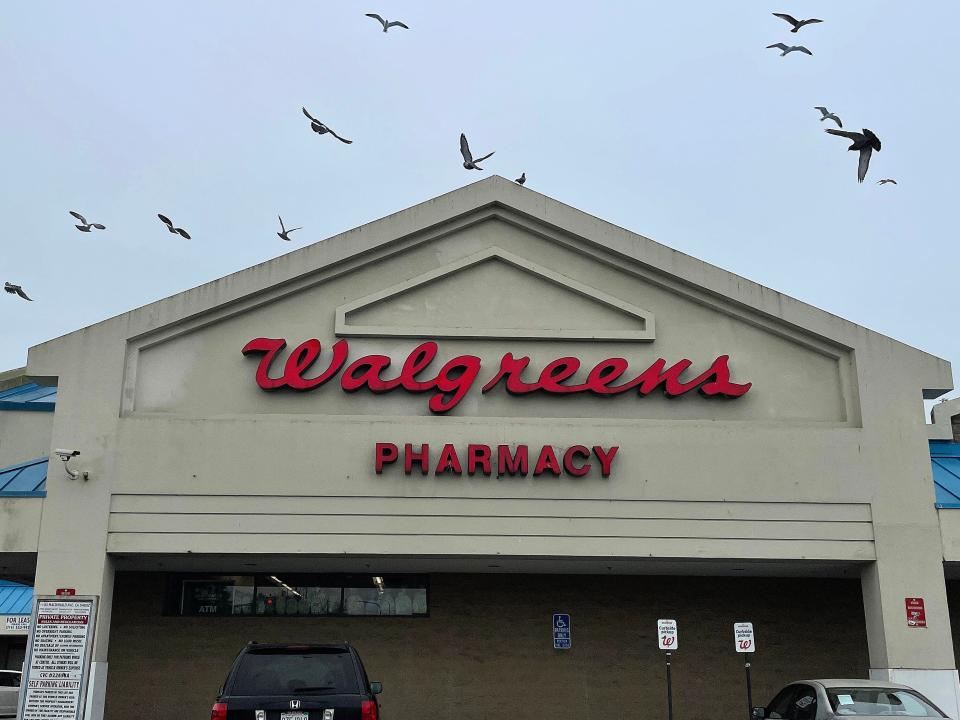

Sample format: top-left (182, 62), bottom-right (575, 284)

top-left (734, 622), bottom-right (756, 652)
top-left (658, 619), bottom-right (678, 650)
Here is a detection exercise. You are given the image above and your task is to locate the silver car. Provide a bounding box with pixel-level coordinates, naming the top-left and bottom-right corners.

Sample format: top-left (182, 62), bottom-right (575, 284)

top-left (0, 670), bottom-right (21, 719)
top-left (754, 680), bottom-right (949, 720)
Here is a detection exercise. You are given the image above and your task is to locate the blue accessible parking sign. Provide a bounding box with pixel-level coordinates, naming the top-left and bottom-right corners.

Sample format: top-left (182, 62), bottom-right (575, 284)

top-left (553, 613), bottom-right (571, 649)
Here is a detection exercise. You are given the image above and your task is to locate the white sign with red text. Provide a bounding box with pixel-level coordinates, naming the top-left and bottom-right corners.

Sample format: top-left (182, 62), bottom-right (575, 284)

top-left (658, 619), bottom-right (678, 650)
top-left (735, 622), bottom-right (756, 653)
top-left (17, 597), bottom-right (97, 720)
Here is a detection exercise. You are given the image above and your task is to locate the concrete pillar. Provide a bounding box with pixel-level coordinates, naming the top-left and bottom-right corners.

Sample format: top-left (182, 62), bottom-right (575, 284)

top-left (861, 548), bottom-right (960, 718)
top-left (33, 452), bottom-right (115, 720)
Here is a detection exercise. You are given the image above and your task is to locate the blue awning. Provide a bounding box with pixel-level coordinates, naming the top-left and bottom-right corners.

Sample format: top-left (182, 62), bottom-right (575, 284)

top-left (0, 457), bottom-right (47, 497)
top-left (0, 382), bottom-right (57, 412)
top-left (931, 441), bottom-right (960, 508)
top-left (0, 581), bottom-right (34, 615)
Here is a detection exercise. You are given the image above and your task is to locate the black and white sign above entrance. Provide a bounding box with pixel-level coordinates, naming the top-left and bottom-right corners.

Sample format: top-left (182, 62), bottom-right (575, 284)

top-left (17, 596), bottom-right (98, 720)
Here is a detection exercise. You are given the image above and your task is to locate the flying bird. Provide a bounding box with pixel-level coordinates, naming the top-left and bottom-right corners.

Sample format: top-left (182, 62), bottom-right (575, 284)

top-left (460, 133), bottom-right (494, 170)
top-left (158, 213), bottom-right (191, 239)
top-left (767, 43), bottom-right (812, 56)
top-left (69, 211), bottom-right (106, 232)
top-left (302, 107), bottom-right (352, 144)
top-left (814, 107), bottom-right (842, 127)
top-left (772, 13), bottom-right (823, 32)
top-left (515, 172), bottom-right (526, 185)
top-left (277, 215), bottom-right (302, 241)
top-left (825, 128), bottom-right (882, 183)
top-left (877, 178), bottom-right (898, 185)
top-left (365, 13), bottom-right (409, 32)
top-left (4, 282), bottom-right (32, 301)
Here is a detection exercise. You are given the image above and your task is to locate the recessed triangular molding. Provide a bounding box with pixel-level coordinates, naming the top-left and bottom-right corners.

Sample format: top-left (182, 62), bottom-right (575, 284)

top-left (335, 247), bottom-right (655, 341)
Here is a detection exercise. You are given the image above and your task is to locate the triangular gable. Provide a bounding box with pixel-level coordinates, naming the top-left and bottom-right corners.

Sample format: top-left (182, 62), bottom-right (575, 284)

top-left (335, 247), bottom-right (655, 342)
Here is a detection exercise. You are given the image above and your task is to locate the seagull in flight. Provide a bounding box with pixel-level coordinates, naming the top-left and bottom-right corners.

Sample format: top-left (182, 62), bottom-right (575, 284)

top-left (814, 107), bottom-right (842, 127)
top-left (302, 107), bottom-right (352, 144)
top-left (772, 13), bottom-right (823, 32)
top-left (158, 213), bottom-right (191, 239)
top-left (277, 215), bottom-right (302, 241)
top-left (825, 128), bottom-right (882, 183)
top-left (4, 282), bottom-right (32, 301)
top-left (515, 172), bottom-right (526, 185)
top-left (767, 43), bottom-right (812, 56)
top-left (877, 178), bottom-right (898, 185)
top-left (460, 133), bottom-right (494, 170)
top-left (69, 211), bottom-right (106, 232)
top-left (365, 13), bottom-right (409, 32)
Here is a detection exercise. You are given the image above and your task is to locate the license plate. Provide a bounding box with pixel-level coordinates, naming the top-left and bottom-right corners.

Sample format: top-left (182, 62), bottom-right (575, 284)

top-left (281, 713), bottom-right (309, 720)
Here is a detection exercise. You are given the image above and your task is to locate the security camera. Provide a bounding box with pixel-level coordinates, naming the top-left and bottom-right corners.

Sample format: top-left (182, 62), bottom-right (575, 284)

top-left (54, 450), bottom-right (87, 480)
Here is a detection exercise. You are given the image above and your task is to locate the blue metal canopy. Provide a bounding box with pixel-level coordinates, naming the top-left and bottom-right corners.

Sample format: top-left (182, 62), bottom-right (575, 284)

top-left (0, 457), bottom-right (47, 497)
top-left (0, 580), bottom-right (34, 615)
top-left (931, 440), bottom-right (960, 508)
top-left (0, 382), bottom-right (57, 411)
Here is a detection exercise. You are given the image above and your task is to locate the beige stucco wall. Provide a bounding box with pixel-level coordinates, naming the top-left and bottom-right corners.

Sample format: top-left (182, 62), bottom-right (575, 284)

top-left (0, 497), bottom-right (42, 553)
top-left (0, 410), bottom-right (52, 468)
top-left (15, 178), bottom-right (956, 700)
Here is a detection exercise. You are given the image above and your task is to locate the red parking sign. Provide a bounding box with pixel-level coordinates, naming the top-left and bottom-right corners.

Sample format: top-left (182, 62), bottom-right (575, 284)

top-left (905, 597), bottom-right (926, 628)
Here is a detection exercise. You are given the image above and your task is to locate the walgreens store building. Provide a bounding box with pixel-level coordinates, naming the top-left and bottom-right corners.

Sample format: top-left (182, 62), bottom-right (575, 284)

top-left (3, 177), bottom-right (960, 720)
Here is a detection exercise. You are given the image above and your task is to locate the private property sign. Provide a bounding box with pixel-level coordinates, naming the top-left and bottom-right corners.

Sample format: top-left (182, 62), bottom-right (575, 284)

top-left (17, 596), bottom-right (98, 720)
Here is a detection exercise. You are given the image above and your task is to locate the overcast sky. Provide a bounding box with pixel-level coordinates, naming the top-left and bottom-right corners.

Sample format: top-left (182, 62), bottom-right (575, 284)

top-left (2, 1), bottom-right (958, 412)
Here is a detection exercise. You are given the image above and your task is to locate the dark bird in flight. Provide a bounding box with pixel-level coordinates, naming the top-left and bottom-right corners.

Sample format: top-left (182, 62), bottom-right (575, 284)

top-left (69, 211), bottom-right (106, 232)
top-left (4, 282), bottom-right (32, 301)
top-left (515, 172), bottom-right (526, 185)
top-left (877, 179), bottom-right (898, 185)
top-left (825, 128), bottom-right (882, 183)
top-left (365, 13), bottom-right (409, 32)
top-left (460, 133), bottom-right (494, 170)
top-left (158, 213), bottom-right (191, 239)
top-left (814, 107), bottom-right (842, 127)
top-left (302, 107), bottom-right (353, 144)
top-left (772, 13), bottom-right (823, 32)
top-left (767, 43), bottom-right (812, 56)
top-left (277, 215), bottom-right (302, 241)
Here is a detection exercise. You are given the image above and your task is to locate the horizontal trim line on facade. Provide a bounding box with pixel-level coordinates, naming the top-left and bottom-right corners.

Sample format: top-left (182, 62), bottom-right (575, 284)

top-left (105, 531), bottom-right (874, 542)
top-left (108, 510), bottom-right (871, 524)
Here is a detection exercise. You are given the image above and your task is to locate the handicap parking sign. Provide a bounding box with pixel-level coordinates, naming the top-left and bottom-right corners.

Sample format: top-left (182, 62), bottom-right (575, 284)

top-left (553, 613), bottom-right (571, 650)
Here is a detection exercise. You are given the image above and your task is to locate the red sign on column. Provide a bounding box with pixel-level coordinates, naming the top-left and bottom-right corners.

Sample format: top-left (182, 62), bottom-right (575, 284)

top-left (55, 587), bottom-right (76, 596)
top-left (905, 597), bottom-right (926, 628)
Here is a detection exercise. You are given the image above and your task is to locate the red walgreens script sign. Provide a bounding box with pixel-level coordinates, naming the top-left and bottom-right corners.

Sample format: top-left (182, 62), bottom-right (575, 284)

top-left (242, 339), bottom-right (752, 414)
top-left (905, 597), bottom-right (927, 628)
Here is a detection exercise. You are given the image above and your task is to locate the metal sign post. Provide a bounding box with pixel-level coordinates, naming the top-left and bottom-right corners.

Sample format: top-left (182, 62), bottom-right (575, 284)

top-left (658, 619), bottom-right (678, 720)
top-left (735, 622), bottom-right (757, 720)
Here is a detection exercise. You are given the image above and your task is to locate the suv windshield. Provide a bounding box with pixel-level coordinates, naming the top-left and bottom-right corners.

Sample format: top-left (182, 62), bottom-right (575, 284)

top-left (231, 648), bottom-right (360, 696)
top-left (826, 687), bottom-right (944, 717)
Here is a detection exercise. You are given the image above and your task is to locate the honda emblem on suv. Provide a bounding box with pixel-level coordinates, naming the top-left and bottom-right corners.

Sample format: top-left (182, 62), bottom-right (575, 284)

top-left (290, 699), bottom-right (302, 710)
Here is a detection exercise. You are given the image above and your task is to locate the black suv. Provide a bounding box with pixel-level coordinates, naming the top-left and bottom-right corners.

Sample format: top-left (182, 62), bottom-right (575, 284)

top-left (211, 642), bottom-right (382, 720)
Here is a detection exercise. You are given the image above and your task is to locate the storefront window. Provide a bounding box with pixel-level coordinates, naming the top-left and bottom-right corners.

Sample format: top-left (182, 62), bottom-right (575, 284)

top-left (170, 574), bottom-right (427, 617)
